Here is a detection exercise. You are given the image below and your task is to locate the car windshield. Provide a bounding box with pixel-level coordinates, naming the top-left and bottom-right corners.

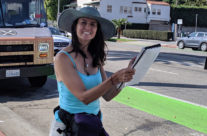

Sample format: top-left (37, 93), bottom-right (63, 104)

top-left (0, 0), bottom-right (47, 28)
top-left (49, 27), bottom-right (62, 35)
top-left (189, 32), bottom-right (196, 37)
top-left (0, 4), bottom-right (3, 27)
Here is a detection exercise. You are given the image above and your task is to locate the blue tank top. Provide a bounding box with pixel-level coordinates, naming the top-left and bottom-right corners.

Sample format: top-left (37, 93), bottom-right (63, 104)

top-left (55, 51), bottom-right (102, 122)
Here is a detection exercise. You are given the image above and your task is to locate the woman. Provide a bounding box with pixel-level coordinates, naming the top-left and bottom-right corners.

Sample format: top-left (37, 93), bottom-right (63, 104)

top-left (50, 7), bottom-right (135, 136)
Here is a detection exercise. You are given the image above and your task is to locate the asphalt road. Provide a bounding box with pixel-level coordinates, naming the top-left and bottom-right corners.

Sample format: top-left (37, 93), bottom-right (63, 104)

top-left (0, 40), bottom-right (207, 136)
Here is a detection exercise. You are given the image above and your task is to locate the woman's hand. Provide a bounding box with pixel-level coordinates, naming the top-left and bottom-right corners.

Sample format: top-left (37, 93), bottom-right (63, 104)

top-left (111, 67), bottom-right (135, 85)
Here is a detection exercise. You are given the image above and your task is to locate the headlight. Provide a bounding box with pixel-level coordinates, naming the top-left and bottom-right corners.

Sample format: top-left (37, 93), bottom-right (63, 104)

top-left (38, 43), bottom-right (49, 52)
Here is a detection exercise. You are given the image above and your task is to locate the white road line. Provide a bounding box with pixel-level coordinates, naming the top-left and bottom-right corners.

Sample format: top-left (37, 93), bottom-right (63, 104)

top-left (0, 120), bottom-right (4, 123)
top-left (108, 52), bottom-right (133, 56)
top-left (156, 59), bottom-right (203, 68)
top-left (156, 58), bottom-right (169, 62)
top-left (150, 68), bottom-right (178, 75)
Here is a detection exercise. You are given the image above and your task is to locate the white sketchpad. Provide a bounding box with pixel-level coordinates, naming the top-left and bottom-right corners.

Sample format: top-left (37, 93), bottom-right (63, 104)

top-left (118, 44), bottom-right (161, 89)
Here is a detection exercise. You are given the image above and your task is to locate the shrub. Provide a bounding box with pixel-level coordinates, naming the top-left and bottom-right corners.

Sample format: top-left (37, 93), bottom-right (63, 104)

top-left (123, 30), bottom-right (173, 41)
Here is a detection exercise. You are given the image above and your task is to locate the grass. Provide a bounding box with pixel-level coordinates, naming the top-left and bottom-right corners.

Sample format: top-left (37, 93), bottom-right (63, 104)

top-left (108, 38), bottom-right (136, 42)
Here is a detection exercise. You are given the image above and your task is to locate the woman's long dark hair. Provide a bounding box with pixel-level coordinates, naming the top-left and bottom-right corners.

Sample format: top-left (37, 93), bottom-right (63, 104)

top-left (70, 18), bottom-right (107, 67)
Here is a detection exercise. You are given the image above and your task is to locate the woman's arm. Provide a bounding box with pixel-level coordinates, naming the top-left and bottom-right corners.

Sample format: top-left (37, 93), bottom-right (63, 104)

top-left (54, 53), bottom-right (135, 105)
top-left (101, 57), bottom-right (136, 101)
top-left (100, 66), bottom-right (121, 101)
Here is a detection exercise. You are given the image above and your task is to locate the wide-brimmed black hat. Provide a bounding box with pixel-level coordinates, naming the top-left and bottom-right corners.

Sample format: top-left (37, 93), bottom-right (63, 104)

top-left (58, 7), bottom-right (116, 40)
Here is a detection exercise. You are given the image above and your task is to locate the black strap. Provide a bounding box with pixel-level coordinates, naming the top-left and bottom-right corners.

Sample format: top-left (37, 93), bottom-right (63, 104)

top-left (53, 105), bottom-right (60, 114)
top-left (53, 106), bottom-right (102, 135)
top-left (53, 106), bottom-right (74, 135)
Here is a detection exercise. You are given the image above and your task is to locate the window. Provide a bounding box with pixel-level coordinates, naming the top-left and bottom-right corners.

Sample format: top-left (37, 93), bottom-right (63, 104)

top-left (0, 9), bottom-right (2, 27)
top-left (107, 5), bottom-right (112, 13)
top-left (138, 7), bottom-right (142, 12)
top-left (124, 6), bottom-right (128, 13)
top-left (197, 33), bottom-right (204, 37)
top-left (157, 9), bottom-right (161, 15)
top-left (189, 32), bottom-right (196, 37)
top-left (121, 6), bottom-right (132, 14)
top-left (128, 7), bottom-right (132, 14)
top-left (152, 9), bottom-right (156, 15)
top-left (2, 0), bottom-right (46, 27)
top-left (134, 7), bottom-right (142, 12)
top-left (120, 6), bottom-right (123, 13)
top-left (144, 8), bottom-right (147, 13)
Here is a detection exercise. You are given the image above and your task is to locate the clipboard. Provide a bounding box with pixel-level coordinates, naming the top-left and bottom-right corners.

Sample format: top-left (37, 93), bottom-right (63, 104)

top-left (118, 44), bottom-right (161, 89)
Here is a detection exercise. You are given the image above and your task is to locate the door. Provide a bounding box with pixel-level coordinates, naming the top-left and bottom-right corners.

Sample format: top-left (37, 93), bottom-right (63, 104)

top-left (185, 32), bottom-right (198, 47)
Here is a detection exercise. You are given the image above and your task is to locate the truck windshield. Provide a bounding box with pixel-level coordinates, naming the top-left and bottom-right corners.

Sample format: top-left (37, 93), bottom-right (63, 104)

top-left (0, 0), bottom-right (47, 28)
top-left (0, 4), bottom-right (3, 27)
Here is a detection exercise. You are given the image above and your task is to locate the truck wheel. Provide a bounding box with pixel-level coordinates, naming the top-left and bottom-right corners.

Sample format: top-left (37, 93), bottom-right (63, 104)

top-left (28, 76), bottom-right (47, 87)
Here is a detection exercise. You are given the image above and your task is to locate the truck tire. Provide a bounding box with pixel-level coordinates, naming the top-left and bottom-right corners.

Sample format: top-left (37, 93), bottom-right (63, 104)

top-left (28, 76), bottom-right (47, 87)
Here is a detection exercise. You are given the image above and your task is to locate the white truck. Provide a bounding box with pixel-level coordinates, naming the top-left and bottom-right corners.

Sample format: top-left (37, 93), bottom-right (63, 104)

top-left (0, 0), bottom-right (54, 87)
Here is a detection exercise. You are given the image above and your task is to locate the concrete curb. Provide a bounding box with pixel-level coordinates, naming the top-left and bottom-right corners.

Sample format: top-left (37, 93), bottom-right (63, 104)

top-left (0, 131), bottom-right (5, 136)
top-left (0, 104), bottom-right (45, 136)
top-left (161, 44), bottom-right (177, 48)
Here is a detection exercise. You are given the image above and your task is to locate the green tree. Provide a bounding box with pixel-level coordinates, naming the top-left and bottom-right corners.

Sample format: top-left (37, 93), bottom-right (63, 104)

top-left (44, 0), bottom-right (70, 21)
top-left (44, 0), bottom-right (57, 21)
top-left (163, 0), bottom-right (207, 6)
top-left (112, 18), bottom-right (129, 39)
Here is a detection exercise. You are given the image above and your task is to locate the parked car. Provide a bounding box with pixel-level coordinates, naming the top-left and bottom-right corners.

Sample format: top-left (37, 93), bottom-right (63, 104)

top-left (49, 27), bottom-right (71, 55)
top-left (177, 32), bottom-right (207, 51)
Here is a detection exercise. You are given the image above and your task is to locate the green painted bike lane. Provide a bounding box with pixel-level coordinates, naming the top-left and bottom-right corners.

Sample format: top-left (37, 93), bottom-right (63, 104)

top-left (114, 86), bottom-right (207, 134)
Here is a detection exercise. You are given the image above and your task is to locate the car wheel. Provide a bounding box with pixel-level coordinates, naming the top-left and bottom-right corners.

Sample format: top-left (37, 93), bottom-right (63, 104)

top-left (177, 41), bottom-right (185, 49)
top-left (200, 43), bottom-right (207, 51)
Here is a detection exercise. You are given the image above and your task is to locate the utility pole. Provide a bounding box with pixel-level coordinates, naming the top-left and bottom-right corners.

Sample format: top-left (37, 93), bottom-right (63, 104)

top-left (58, 0), bottom-right (60, 15)
top-left (205, 57), bottom-right (207, 70)
top-left (195, 14), bottom-right (198, 32)
top-left (57, 0), bottom-right (60, 22)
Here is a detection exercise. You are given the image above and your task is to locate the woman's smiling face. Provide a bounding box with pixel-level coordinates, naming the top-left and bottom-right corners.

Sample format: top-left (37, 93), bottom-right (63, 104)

top-left (76, 18), bottom-right (98, 44)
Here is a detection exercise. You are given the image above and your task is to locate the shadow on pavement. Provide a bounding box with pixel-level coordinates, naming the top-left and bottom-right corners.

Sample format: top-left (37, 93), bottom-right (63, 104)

top-left (0, 77), bottom-right (58, 103)
top-left (0, 71), bottom-right (114, 103)
top-left (139, 82), bottom-right (207, 89)
top-left (108, 50), bottom-right (206, 68)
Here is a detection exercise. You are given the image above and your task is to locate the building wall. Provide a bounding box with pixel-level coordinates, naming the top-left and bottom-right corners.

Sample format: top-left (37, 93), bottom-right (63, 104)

top-left (147, 4), bottom-right (170, 23)
top-left (99, 0), bottom-right (148, 23)
top-left (76, 0), bottom-right (171, 28)
top-left (77, 0), bottom-right (96, 9)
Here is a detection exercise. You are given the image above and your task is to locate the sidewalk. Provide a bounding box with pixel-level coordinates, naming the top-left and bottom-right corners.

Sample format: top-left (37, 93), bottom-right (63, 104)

top-left (116, 36), bottom-right (177, 48)
top-left (0, 104), bottom-right (45, 136)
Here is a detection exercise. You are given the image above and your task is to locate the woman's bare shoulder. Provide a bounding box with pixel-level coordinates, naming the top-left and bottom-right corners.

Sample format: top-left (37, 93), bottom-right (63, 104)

top-left (63, 45), bottom-right (73, 52)
top-left (54, 46), bottom-right (73, 59)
